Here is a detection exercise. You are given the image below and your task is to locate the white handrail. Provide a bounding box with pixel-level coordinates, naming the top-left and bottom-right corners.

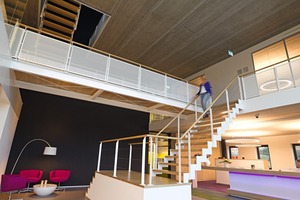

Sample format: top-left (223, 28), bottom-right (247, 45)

top-left (97, 142), bottom-right (102, 172)
top-left (141, 137), bottom-right (146, 185)
top-left (113, 140), bottom-right (119, 177)
top-left (128, 144), bottom-right (132, 171)
top-left (149, 137), bottom-right (153, 185)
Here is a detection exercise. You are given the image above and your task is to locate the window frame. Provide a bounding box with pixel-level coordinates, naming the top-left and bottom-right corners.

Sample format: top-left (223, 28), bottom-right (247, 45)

top-left (229, 146), bottom-right (239, 159)
top-left (256, 144), bottom-right (272, 169)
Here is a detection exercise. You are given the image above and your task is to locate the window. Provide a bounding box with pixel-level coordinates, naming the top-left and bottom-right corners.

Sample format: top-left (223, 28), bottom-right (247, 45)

top-left (285, 33), bottom-right (300, 59)
top-left (257, 145), bottom-right (272, 169)
top-left (293, 144), bottom-right (300, 168)
top-left (292, 144), bottom-right (300, 160)
top-left (229, 146), bottom-right (239, 159)
top-left (252, 41), bottom-right (287, 71)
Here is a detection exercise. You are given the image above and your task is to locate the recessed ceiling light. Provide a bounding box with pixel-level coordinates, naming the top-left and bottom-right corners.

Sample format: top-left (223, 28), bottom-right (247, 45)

top-left (260, 79), bottom-right (292, 91)
top-left (225, 138), bottom-right (260, 143)
top-left (235, 144), bottom-right (261, 147)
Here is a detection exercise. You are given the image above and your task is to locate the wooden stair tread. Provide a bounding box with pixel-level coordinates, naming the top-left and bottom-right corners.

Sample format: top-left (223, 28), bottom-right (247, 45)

top-left (165, 155), bottom-right (177, 159)
top-left (212, 101), bottom-right (238, 110)
top-left (158, 162), bottom-right (178, 166)
top-left (46, 4), bottom-right (78, 20)
top-left (196, 117), bottom-right (224, 125)
top-left (43, 20), bottom-right (74, 34)
top-left (41, 27), bottom-right (71, 39)
top-left (44, 11), bottom-right (75, 27)
top-left (153, 169), bottom-right (177, 175)
top-left (49, 0), bottom-right (80, 13)
top-left (5, 0), bottom-right (27, 10)
top-left (5, 7), bottom-right (24, 17)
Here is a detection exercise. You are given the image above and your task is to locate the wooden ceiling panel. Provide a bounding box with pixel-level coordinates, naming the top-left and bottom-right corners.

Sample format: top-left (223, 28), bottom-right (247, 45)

top-left (110, 0), bottom-right (205, 59)
top-left (83, 0), bottom-right (300, 78)
top-left (92, 0), bottom-right (160, 53)
top-left (11, 0), bottom-right (300, 79)
top-left (14, 71), bottom-right (98, 95)
top-left (21, 0), bottom-right (39, 28)
top-left (76, 0), bottom-right (119, 14)
top-left (14, 71), bottom-right (172, 113)
top-left (134, 0), bottom-right (285, 76)
top-left (98, 91), bottom-right (158, 108)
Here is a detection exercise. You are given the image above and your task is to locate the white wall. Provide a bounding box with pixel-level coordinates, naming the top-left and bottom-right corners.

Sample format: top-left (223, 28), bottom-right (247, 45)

top-left (238, 147), bottom-right (257, 160)
top-left (226, 134), bottom-right (299, 171)
top-left (0, 8), bottom-right (10, 59)
top-left (0, 9), bottom-right (22, 179)
top-left (259, 134), bottom-right (298, 171)
top-left (87, 172), bottom-right (191, 200)
top-left (187, 24), bottom-right (300, 101)
top-left (0, 102), bottom-right (19, 176)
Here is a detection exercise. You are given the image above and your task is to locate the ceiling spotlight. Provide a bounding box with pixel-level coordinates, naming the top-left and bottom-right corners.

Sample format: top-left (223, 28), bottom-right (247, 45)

top-left (228, 50), bottom-right (234, 57)
top-left (225, 138), bottom-right (260, 144)
top-left (255, 113), bottom-right (260, 119)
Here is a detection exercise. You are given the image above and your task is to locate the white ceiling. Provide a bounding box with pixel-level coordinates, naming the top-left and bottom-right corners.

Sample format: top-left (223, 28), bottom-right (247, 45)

top-left (223, 103), bottom-right (300, 138)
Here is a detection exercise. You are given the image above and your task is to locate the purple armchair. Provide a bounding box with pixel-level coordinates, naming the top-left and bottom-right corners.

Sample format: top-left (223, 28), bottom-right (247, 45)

top-left (19, 170), bottom-right (43, 190)
top-left (1, 174), bottom-right (27, 200)
top-left (49, 170), bottom-right (71, 190)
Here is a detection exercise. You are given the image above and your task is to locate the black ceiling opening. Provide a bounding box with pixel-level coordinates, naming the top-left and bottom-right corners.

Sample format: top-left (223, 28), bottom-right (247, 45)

top-left (73, 5), bottom-right (103, 45)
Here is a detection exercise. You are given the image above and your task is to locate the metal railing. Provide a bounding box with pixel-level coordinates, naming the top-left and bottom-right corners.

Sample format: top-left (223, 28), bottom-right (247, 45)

top-left (96, 75), bottom-right (242, 185)
top-left (5, 22), bottom-right (201, 106)
top-left (241, 56), bottom-right (300, 99)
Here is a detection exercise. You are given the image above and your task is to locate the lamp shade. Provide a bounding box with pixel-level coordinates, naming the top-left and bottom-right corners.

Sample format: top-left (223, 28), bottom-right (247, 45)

top-left (43, 147), bottom-right (57, 155)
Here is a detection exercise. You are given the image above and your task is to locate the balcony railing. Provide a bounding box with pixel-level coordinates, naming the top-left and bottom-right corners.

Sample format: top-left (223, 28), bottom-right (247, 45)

top-left (241, 57), bottom-right (300, 99)
top-left (5, 23), bottom-right (201, 107)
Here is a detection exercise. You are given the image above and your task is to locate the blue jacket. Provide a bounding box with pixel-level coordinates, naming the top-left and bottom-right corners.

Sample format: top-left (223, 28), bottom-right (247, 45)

top-left (196, 81), bottom-right (212, 96)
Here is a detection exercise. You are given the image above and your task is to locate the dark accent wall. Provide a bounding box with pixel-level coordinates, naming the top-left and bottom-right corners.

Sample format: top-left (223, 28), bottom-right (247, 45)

top-left (5, 89), bottom-right (149, 185)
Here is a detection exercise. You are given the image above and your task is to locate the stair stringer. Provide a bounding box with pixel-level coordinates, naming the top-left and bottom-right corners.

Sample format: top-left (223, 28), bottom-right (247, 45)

top-left (182, 99), bottom-right (244, 183)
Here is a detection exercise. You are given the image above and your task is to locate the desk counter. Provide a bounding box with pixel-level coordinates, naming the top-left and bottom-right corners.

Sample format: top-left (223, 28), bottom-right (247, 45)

top-left (202, 166), bottom-right (300, 199)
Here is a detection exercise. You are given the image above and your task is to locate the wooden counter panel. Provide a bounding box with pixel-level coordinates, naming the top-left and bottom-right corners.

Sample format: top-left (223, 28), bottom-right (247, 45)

top-left (202, 166), bottom-right (300, 178)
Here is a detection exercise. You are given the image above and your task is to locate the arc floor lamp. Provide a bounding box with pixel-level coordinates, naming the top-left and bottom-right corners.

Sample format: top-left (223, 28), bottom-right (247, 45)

top-left (10, 138), bottom-right (57, 174)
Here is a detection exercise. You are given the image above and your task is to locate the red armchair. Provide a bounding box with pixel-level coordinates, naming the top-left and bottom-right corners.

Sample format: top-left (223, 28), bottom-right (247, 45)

top-left (1, 174), bottom-right (27, 200)
top-left (19, 170), bottom-right (43, 190)
top-left (49, 170), bottom-right (71, 190)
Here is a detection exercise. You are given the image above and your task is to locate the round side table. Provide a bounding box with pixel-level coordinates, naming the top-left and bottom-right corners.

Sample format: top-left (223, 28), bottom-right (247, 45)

top-left (33, 184), bottom-right (57, 196)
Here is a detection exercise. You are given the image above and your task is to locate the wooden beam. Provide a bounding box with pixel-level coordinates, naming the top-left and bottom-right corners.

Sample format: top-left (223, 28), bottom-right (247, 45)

top-left (90, 89), bottom-right (104, 99)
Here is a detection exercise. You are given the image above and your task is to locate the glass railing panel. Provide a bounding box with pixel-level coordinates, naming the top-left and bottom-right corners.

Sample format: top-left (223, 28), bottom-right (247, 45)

top-left (188, 84), bottom-right (200, 105)
top-left (256, 68), bottom-right (276, 96)
top-left (19, 31), bottom-right (70, 70)
top-left (5, 24), bottom-right (206, 108)
top-left (69, 46), bottom-right (107, 81)
top-left (5, 24), bottom-right (14, 39)
top-left (166, 76), bottom-right (187, 102)
top-left (140, 68), bottom-right (165, 96)
top-left (226, 78), bottom-right (241, 102)
top-left (108, 58), bottom-right (139, 89)
top-left (290, 57), bottom-right (300, 87)
top-left (6, 25), bottom-right (24, 57)
top-left (275, 62), bottom-right (294, 91)
top-left (243, 74), bottom-right (259, 99)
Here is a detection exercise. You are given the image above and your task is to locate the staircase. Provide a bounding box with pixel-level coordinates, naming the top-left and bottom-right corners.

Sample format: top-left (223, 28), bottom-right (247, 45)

top-left (4, 0), bottom-right (28, 23)
top-left (40, 0), bottom-right (81, 40)
top-left (153, 100), bottom-right (243, 182)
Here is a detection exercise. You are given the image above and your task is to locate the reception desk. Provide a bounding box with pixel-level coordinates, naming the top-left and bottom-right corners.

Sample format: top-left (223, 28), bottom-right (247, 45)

top-left (215, 159), bottom-right (268, 185)
top-left (202, 166), bottom-right (300, 199)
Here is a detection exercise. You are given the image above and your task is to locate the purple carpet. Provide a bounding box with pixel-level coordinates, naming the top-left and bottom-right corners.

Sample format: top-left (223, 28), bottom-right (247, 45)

top-left (197, 180), bottom-right (229, 193)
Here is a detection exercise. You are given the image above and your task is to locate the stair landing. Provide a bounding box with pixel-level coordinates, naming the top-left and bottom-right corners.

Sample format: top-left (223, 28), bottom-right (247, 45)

top-left (98, 170), bottom-right (180, 187)
top-left (86, 170), bottom-right (191, 200)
